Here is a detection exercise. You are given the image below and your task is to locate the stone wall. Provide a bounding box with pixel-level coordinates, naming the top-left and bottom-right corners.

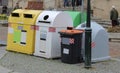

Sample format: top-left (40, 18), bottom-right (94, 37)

top-left (8, 0), bottom-right (28, 9)
top-left (43, 0), bottom-right (55, 9)
top-left (91, 0), bottom-right (120, 20)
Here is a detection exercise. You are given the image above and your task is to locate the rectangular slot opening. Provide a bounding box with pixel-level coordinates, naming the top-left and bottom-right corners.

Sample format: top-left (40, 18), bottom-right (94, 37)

top-left (39, 51), bottom-right (46, 53)
top-left (11, 13), bottom-right (19, 17)
top-left (24, 14), bottom-right (33, 18)
top-left (40, 38), bottom-right (46, 41)
top-left (38, 21), bottom-right (51, 24)
top-left (20, 42), bottom-right (26, 45)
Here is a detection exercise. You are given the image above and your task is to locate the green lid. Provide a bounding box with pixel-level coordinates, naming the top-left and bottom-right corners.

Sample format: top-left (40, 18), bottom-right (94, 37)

top-left (81, 12), bottom-right (87, 23)
top-left (66, 11), bottom-right (80, 27)
top-left (66, 11), bottom-right (86, 27)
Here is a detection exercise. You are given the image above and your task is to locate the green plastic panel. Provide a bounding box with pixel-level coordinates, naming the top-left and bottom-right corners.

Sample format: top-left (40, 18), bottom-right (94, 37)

top-left (81, 12), bottom-right (87, 23)
top-left (13, 30), bottom-right (21, 43)
top-left (66, 11), bottom-right (86, 27)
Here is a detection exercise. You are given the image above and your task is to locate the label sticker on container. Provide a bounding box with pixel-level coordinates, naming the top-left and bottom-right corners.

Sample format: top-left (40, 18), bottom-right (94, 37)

top-left (61, 38), bottom-right (70, 45)
top-left (49, 27), bottom-right (56, 32)
top-left (63, 48), bottom-right (69, 54)
top-left (30, 25), bottom-right (39, 30)
top-left (18, 26), bottom-right (23, 30)
top-left (91, 42), bottom-right (96, 48)
top-left (69, 38), bottom-right (74, 44)
top-left (40, 30), bottom-right (47, 40)
top-left (8, 27), bottom-right (14, 34)
top-left (20, 30), bottom-right (27, 45)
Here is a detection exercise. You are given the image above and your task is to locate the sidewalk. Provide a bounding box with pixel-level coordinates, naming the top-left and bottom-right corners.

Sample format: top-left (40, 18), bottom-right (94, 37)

top-left (0, 42), bottom-right (120, 73)
top-left (0, 47), bottom-right (11, 73)
top-left (0, 46), bottom-right (21, 73)
top-left (0, 65), bottom-right (16, 73)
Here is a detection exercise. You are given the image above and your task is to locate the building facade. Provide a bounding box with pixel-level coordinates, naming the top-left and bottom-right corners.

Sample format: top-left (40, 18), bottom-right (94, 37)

top-left (91, 0), bottom-right (120, 20)
top-left (0, 0), bottom-right (8, 6)
top-left (0, 0), bottom-right (119, 20)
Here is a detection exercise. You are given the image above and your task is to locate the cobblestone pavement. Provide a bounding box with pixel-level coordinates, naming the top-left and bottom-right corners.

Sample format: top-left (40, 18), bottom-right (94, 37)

top-left (109, 42), bottom-right (120, 58)
top-left (0, 48), bottom-right (120, 73)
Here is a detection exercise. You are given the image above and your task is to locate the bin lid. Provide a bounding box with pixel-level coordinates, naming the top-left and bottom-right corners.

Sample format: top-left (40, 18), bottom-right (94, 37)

top-left (8, 9), bottom-right (42, 25)
top-left (60, 29), bottom-right (83, 34)
top-left (76, 21), bottom-right (107, 40)
top-left (8, 9), bottom-right (24, 23)
top-left (12, 9), bottom-right (24, 13)
top-left (36, 11), bottom-right (73, 27)
top-left (66, 11), bottom-right (81, 27)
top-left (65, 11), bottom-right (87, 27)
top-left (22, 10), bottom-right (42, 25)
top-left (80, 12), bottom-right (87, 23)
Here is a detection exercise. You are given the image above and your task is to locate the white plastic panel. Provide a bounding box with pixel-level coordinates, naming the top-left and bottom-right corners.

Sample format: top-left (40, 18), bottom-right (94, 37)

top-left (36, 11), bottom-right (73, 27)
top-left (76, 21), bottom-right (110, 62)
top-left (34, 11), bottom-right (73, 58)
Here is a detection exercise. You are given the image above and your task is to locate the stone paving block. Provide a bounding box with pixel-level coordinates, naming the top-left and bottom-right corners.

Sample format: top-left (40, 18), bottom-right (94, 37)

top-left (12, 72), bottom-right (20, 73)
top-left (0, 66), bottom-right (12, 73)
top-left (0, 47), bottom-right (7, 59)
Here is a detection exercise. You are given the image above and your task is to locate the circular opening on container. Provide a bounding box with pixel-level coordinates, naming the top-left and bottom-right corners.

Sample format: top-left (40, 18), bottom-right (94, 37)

top-left (43, 15), bottom-right (49, 20)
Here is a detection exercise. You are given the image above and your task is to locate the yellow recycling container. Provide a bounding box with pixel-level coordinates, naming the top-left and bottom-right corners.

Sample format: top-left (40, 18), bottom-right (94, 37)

top-left (8, 9), bottom-right (24, 23)
top-left (7, 9), bottom-right (42, 54)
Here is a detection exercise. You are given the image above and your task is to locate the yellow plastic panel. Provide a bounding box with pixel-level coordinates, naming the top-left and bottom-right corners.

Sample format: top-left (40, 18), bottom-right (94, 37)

top-left (7, 24), bottom-right (35, 54)
top-left (7, 9), bottom-right (42, 54)
top-left (8, 9), bottom-right (24, 24)
top-left (22, 10), bottom-right (42, 25)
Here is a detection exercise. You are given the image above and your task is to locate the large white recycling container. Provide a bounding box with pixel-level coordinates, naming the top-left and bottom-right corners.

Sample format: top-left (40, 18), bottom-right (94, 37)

top-left (76, 21), bottom-right (110, 62)
top-left (34, 11), bottom-right (73, 58)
